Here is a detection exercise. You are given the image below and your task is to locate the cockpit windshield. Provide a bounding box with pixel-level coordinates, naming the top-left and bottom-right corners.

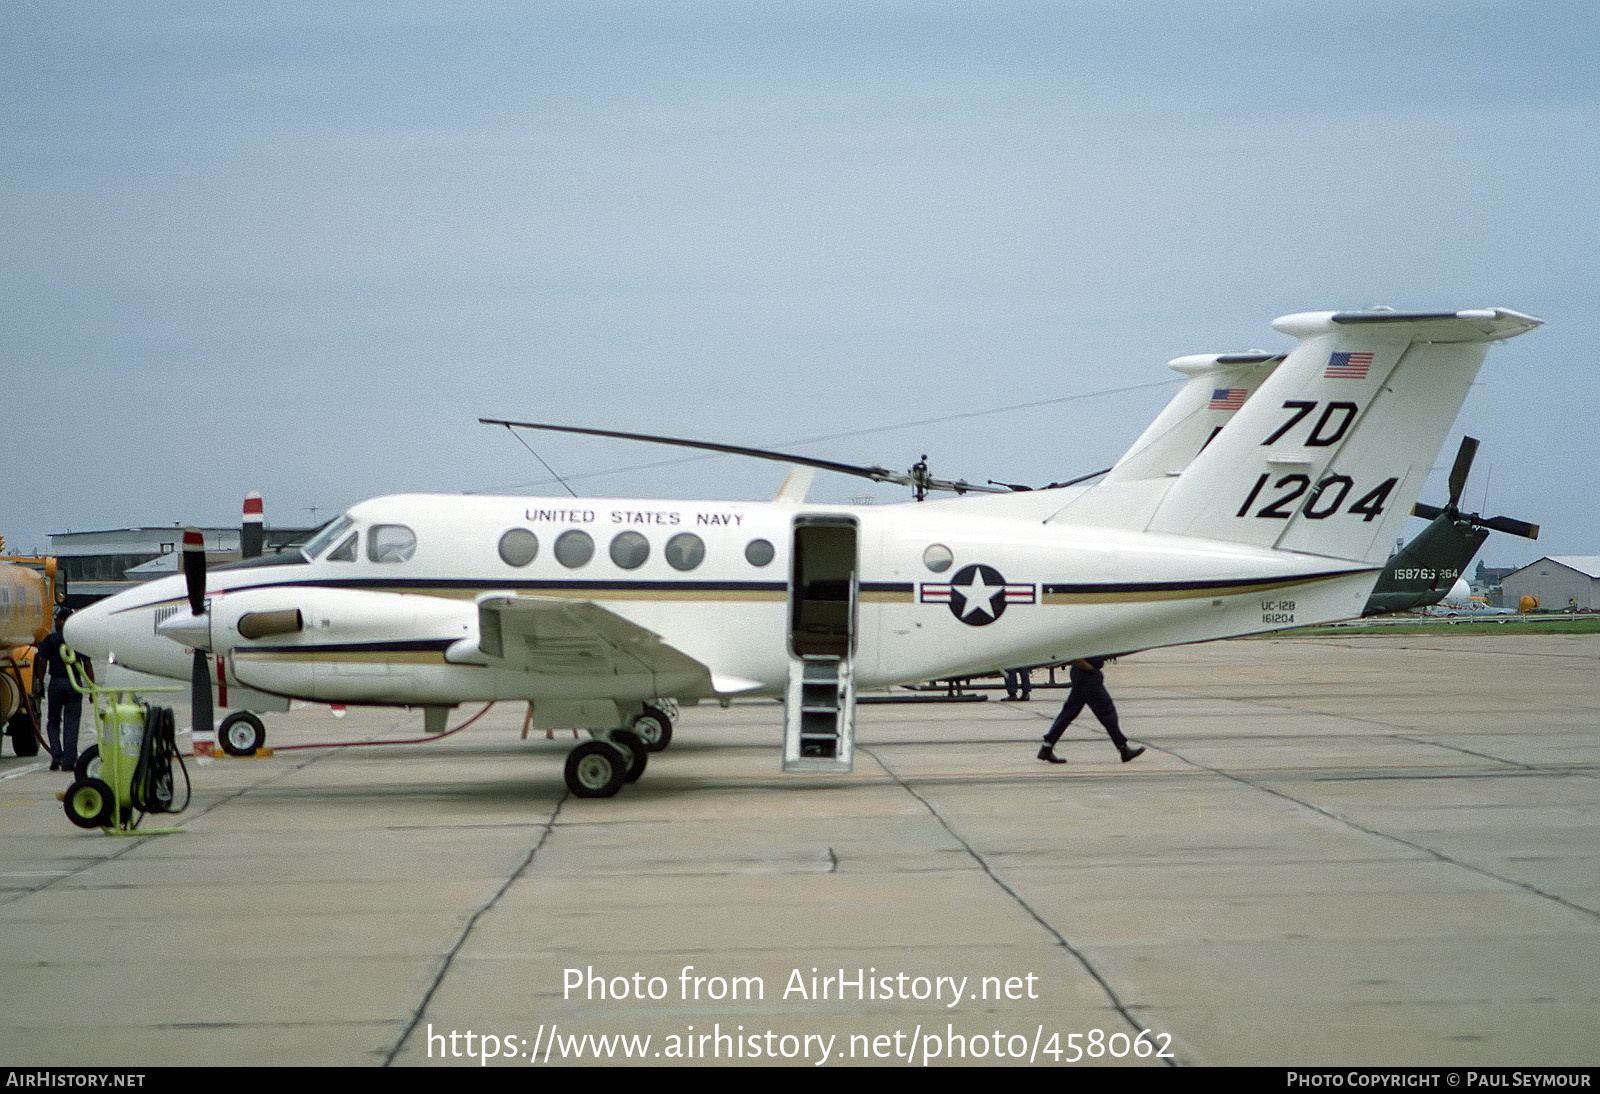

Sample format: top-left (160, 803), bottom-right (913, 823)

top-left (302, 515), bottom-right (355, 559)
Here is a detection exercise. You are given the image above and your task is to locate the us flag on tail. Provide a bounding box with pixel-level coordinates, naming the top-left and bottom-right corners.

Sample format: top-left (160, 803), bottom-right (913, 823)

top-left (1325, 351), bottom-right (1374, 379)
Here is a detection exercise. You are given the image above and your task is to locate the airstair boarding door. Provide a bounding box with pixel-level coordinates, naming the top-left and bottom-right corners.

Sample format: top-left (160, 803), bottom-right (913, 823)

top-left (783, 517), bottom-right (857, 773)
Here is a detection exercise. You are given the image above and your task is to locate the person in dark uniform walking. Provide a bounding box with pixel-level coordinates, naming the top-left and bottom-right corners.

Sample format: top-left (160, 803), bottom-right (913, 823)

top-left (1003, 666), bottom-right (1032, 701)
top-left (38, 610), bottom-right (86, 771)
top-left (1037, 656), bottom-right (1144, 765)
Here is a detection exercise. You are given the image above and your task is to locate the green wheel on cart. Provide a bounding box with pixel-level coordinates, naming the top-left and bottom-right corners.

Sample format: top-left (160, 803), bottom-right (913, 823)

top-left (64, 777), bottom-right (115, 829)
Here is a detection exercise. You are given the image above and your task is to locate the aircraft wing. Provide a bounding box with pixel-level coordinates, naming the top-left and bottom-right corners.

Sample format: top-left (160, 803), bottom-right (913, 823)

top-left (468, 593), bottom-right (720, 694)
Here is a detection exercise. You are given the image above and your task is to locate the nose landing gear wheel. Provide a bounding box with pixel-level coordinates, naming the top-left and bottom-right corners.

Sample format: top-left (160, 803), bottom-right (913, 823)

top-left (6, 710), bottom-right (40, 758)
top-left (218, 711), bottom-right (266, 756)
top-left (564, 741), bottom-right (626, 798)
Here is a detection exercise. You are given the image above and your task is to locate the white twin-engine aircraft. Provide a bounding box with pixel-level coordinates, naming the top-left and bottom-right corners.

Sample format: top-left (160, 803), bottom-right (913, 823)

top-left (65, 308), bottom-right (1541, 797)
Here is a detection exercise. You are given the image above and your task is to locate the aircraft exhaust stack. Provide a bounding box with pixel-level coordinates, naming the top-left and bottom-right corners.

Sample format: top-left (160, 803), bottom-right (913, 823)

top-left (241, 493), bottom-right (264, 559)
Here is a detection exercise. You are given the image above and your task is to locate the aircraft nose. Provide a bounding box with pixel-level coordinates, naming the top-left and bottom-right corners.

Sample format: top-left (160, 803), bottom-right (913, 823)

top-left (62, 602), bottom-right (108, 661)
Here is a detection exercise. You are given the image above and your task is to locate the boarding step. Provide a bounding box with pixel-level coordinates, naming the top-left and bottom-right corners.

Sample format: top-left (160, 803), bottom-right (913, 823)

top-left (782, 655), bottom-right (854, 773)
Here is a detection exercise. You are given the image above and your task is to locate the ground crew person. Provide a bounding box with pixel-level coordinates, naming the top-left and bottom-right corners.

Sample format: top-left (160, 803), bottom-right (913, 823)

top-left (1004, 667), bottom-right (1032, 700)
top-left (38, 610), bottom-right (85, 771)
top-left (1037, 657), bottom-right (1144, 765)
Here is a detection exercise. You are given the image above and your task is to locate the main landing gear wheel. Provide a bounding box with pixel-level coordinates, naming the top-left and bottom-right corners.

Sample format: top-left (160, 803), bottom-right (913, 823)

top-left (64, 777), bottom-right (115, 829)
top-left (633, 704), bottom-right (673, 752)
top-left (564, 741), bottom-right (627, 799)
top-left (608, 729), bottom-right (648, 783)
top-left (218, 711), bottom-right (266, 756)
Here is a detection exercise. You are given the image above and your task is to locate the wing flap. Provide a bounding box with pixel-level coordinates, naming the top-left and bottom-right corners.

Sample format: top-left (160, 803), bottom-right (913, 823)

top-left (473, 594), bottom-right (713, 688)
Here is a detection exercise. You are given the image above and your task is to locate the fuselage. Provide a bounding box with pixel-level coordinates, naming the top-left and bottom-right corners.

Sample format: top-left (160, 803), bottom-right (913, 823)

top-left (65, 490), bottom-right (1378, 711)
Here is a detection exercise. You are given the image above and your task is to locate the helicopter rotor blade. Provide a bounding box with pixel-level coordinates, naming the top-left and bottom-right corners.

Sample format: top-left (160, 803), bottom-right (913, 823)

top-left (1446, 436), bottom-right (1479, 509)
top-left (480, 417), bottom-right (1007, 495)
top-left (1478, 515), bottom-right (1540, 539)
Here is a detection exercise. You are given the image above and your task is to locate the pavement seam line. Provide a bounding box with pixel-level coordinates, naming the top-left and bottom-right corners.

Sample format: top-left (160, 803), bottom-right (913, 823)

top-left (0, 737), bottom-right (340, 907)
top-left (1157, 745), bottom-right (1600, 923)
top-left (857, 743), bottom-right (1184, 1068)
top-left (383, 791), bottom-right (568, 1066)
top-left (1393, 733), bottom-right (1600, 782)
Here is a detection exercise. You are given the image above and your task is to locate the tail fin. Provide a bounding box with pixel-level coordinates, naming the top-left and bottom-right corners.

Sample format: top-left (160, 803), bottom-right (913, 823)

top-left (1143, 308), bottom-right (1540, 565)
top-left (1039, 350), bottom-right (1282, 528)
top-left (1104, 351), bottom-right (1283, 483)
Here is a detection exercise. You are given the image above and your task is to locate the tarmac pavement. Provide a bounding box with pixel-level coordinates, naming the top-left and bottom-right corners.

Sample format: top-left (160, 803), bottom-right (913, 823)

top-left (2, 634), bottom-right (1596, 1068)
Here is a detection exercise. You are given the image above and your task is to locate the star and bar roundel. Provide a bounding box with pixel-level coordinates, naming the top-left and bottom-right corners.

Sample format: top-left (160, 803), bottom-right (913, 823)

top-left (919, 564), bottom-right (1036, 626)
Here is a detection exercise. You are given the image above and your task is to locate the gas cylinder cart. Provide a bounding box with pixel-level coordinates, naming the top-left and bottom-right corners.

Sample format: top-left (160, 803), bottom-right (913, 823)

top-left (59, 647), bottom-right (190, 835)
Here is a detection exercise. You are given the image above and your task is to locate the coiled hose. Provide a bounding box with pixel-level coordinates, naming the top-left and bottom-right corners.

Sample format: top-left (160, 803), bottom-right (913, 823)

top-left (129, 703), bottom-right (190, 824)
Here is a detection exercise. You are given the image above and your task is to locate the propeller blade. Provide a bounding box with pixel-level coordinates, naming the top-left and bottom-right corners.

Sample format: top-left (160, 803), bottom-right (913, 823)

top-left (480, 417), bottom-right (1007, 495)
top-left (191, 649), bottom-right (214, 737)
top-left (1479, 515), bottom-right (1540, 539)
top-left (1411, 502), bottom-right (1445, 521)
top-left (182, 527), bottom-right (206, 616)
top-left (1446, 436), bottom-right (1478, 509)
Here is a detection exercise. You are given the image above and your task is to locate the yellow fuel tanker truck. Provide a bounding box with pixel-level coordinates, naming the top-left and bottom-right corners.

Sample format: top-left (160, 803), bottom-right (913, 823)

top-left (2, 557), bottom-right (57, 757)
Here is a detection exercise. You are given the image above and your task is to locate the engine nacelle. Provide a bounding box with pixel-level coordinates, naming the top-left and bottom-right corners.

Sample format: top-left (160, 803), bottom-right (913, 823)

top-left (213, 586), bottom-right (476, 703)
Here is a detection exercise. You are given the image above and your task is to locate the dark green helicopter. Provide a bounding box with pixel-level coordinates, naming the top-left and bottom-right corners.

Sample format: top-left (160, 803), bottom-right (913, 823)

top-left (1363, 437), bottom-right (1538, 616)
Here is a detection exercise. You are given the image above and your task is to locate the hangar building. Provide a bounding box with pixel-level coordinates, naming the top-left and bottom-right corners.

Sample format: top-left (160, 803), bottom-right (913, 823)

top-left (1498, 556), bottom-right (1600, 612)
top-left (49, 523), bottom-right (315, 604)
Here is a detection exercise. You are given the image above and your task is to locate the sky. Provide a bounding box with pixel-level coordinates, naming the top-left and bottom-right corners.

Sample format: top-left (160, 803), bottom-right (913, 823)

top-left (6, 1), bottom-right (1597, 568)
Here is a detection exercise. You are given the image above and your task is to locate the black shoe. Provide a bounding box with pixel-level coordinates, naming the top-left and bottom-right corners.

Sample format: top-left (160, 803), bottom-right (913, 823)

top-left (49, 758), bottom-right (61, 771)
top-left (1037, 745), bottom-right (1066, 765)
top-left (1120, 745), bottom-right (1145, 763)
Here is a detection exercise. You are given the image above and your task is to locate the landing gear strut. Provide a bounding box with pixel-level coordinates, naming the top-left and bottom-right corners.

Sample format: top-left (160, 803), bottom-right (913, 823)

top-left (631, 703), bottom-right (675, 753)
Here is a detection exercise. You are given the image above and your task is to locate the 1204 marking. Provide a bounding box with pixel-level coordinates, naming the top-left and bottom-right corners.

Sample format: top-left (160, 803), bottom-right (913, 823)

top-left (1237, 473), bottom-right (1397, 522)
